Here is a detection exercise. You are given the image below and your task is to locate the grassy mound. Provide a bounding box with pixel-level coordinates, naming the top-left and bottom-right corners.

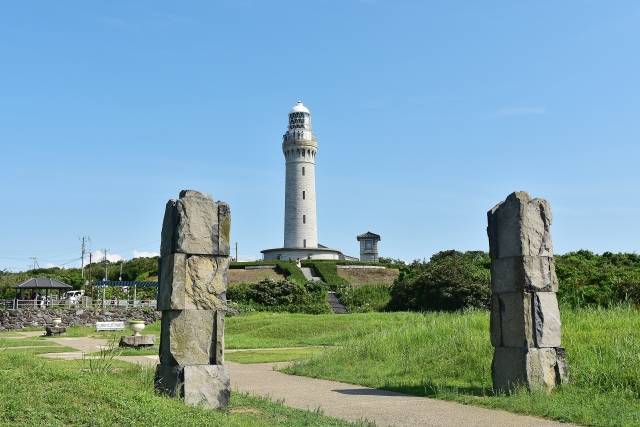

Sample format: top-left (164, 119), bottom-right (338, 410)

top-left (282, 307), bottom-right (640, 426)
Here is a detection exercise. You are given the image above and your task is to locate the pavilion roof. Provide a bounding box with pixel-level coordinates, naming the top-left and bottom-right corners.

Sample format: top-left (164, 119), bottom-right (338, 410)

top-left (13, 277), bottom-right (73, 290)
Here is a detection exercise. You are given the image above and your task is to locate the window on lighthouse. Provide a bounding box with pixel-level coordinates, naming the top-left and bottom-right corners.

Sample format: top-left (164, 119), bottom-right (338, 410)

top-left (303, 215), bottom-right (306, 224)
top-left (302, 166), bottom-right (305, 176)
top-left (302, 191), bottom-right (306, 200)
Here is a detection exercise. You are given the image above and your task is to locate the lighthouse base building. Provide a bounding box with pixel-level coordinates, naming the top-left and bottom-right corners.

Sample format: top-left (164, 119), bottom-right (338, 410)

top-left (262, 101), bottom-right (353, 261)
top-left (262, 245), bottom-right (345, 261)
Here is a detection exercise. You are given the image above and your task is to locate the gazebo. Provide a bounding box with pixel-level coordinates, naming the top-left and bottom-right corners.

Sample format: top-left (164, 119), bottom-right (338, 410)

top-left (13, 277), bottom-right (73, 300)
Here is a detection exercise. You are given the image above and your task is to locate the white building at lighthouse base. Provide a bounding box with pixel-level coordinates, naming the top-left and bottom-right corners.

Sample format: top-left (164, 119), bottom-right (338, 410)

top-left (261, 245), bottom-right (347, 261)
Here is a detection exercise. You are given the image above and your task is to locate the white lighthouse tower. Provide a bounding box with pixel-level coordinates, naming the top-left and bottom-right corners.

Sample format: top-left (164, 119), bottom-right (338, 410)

top-left (262, 101), bottom-right (344, 261)
top-left (283, 101), bottom-right (318, 249)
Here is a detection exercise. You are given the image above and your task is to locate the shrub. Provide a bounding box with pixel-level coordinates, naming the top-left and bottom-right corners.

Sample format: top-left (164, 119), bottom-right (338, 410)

top-left (556, 250), bottom-right (640, 307)
top-left (227, 279), bottom-right (330, 314)
top-left (387, 250), bottom-right (491, 312)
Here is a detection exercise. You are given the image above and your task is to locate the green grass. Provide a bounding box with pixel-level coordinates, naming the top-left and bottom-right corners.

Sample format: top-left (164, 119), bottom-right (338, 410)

top-left (225, 312), bottom-right (419, 349)
top-left (338, 283), bottom-right (391, 312)
top-left (0, 348), bottom-right (364, 426)
top-left (116, 344), bottom-right (159, 356)
top-left (2, 345), bottom-right (78, 355)
top-left (226, 348), bottom-right (324, 364)
top-left (0, 337), bottom-right (58, 347)
top-left (302, 261), bottom-right (349, 287)
top-left (282, 307), bottom-right (640, 426)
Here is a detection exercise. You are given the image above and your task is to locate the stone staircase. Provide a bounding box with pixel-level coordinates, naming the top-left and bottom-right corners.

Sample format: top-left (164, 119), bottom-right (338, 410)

top-left (301, 267), bottom-right (322, 282)
top-left (327, 291), bottom-right (348, 314)
top-left (300, 266), bottom-right (347, 314)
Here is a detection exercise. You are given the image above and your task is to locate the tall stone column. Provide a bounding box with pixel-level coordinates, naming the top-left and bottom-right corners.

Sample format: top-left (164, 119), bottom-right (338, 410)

top-left (154, 190), bottom-right (231, 408)
top-left (487, 191), bottom-right (568, 392)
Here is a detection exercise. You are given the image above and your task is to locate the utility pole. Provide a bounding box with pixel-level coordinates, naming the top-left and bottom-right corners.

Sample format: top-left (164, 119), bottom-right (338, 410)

top-left (103, 249), bottom-right (108, 280)
top-left (28, 257), bottom-right (39, 270)
top-left (88, 252), bottom-right (93, 298)
top-left (79, 236), bottom-right (90, 279)
top-left (119, 261), bottom-right (123, 281)
top-left (235, 242), bottom-right (238, 262)
top-left (102, 249), bottom-right (108, 308)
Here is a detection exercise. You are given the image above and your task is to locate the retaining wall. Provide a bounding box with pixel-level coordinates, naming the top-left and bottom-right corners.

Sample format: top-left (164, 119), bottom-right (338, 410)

top-left (0, 308), bottom-right (160, 331)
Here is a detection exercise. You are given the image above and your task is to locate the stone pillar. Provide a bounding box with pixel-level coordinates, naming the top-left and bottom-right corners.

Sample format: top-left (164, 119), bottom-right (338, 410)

top-left (487, 191), bottom-right (568, 392)
top-left (154, 190), bottom-right (231, 408)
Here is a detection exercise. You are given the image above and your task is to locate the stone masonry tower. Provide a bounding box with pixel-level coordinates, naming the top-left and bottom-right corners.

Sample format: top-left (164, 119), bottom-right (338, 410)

top-left (283, 101), bottom-right (318, 249)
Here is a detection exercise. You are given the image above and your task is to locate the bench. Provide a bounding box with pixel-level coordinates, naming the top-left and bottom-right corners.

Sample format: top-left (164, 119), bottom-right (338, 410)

top-left (96, 321), bottom-right (125, 331)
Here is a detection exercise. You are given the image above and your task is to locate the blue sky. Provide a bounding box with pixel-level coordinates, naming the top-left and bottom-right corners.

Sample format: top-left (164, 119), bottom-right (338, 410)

top-left (1, 1), bottom-right (639, 271)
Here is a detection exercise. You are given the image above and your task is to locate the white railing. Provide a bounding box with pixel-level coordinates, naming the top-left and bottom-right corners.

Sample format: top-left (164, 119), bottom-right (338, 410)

top-left (100, 299), bottom-right (157, 308)
top-left (1, 299), bottom-right (157, 310)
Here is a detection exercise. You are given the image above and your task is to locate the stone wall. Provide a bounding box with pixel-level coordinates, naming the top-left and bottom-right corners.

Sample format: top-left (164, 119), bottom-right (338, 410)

top-left (0, 308), bottom-right (160, 331)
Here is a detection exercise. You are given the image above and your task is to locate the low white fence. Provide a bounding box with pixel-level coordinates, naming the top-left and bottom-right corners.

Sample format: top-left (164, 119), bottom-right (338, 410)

top-left (0, 299), bottom-right (157, 310)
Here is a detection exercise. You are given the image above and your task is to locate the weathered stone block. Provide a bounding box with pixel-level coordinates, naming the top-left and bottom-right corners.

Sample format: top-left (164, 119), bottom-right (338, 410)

top-left (526, 347), bottom-right (562, 391)
top-left (119, 334), bottom-right (154, 348)
top-left (45, 326), bottom-right (66, 336)
top-left (155, 364), bottom-right (183, 397)
top-left (492, 347), bottom-right (563, 392)
top-left (214, 310), bottom-right (224, 364)
top-left (489, 295), bottom-right (502, 347)
top-left (160, 190), bottom-right (230, 256)
top-left (491, 292), bottom-right (534, 348)
top-left (487, 192), bottom-right (553, 259)
top-left (217, 202), bottom-right (231, 257)
top-left (491, 292), bottom-right (561, 348)
top-left (491, 256), bottom-right (558, 294)
top-left (533, 292), bottom-right (562, 348)
top-left (555, 347), bottom-right (570, 384)
top-left (159, 310), bottom-right (222, 366)
top-left (183, 365), bottom-right (230, 409)
top-left (158, 254), bottom-right (229, 310)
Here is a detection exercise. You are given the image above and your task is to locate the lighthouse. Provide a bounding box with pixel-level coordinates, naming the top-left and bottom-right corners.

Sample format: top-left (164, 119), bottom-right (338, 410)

top-left (262, 101), bottom-right (345, 261)
top-left (283, 101), bottom-right (318, 249)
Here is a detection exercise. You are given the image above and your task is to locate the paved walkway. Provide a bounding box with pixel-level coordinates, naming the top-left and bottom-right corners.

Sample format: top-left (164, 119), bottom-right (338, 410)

top-left (32, 335), bottom-right (572, 427)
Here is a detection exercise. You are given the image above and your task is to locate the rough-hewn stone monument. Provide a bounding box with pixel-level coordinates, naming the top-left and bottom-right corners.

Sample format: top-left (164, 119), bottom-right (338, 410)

top-left (487, 191), bottom-right (568, 392)
top-left (154, 190), bottom-right (231, 408)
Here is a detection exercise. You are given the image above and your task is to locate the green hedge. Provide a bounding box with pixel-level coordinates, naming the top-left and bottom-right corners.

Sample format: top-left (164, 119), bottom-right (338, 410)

top-left (388, 250), bottom-right (491, 312)
top-left (227, 279), bottom-right (330, 314)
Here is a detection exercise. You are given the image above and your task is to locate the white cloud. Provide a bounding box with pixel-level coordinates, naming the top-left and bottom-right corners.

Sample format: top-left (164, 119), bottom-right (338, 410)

top-left (495, 106), bottom-right (546, 117)
top-left (133, 250), bottom-right (160, 259)
top-left (91, 250), bottom-right (123, 263)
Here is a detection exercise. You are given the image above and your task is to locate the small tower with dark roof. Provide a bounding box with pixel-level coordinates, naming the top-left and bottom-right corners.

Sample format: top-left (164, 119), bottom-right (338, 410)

top-left (357, 232), bottom-right (381, 262)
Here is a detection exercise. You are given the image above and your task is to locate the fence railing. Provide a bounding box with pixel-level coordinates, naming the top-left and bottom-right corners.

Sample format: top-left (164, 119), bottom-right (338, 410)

top-left (0, 299), bottom-right (157, 310)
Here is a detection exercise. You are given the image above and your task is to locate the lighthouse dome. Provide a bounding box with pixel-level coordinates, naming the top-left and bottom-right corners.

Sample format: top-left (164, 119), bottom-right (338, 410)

top-left (290, 101), bottom-right (310, 114)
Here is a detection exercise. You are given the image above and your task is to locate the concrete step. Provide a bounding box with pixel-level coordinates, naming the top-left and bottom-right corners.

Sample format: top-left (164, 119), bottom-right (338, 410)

top-left (328, 291), bottom-right (348, 314)
top-left (301, 267), bottom-right (322, 282)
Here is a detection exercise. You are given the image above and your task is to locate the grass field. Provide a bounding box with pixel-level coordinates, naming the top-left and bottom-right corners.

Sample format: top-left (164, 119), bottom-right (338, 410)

top-left (0, 341), bottom-right (364, 426)
top-left (12, 308), bottom-right (640, 425)
top-left (282, 307), bottom-right (640, 426)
